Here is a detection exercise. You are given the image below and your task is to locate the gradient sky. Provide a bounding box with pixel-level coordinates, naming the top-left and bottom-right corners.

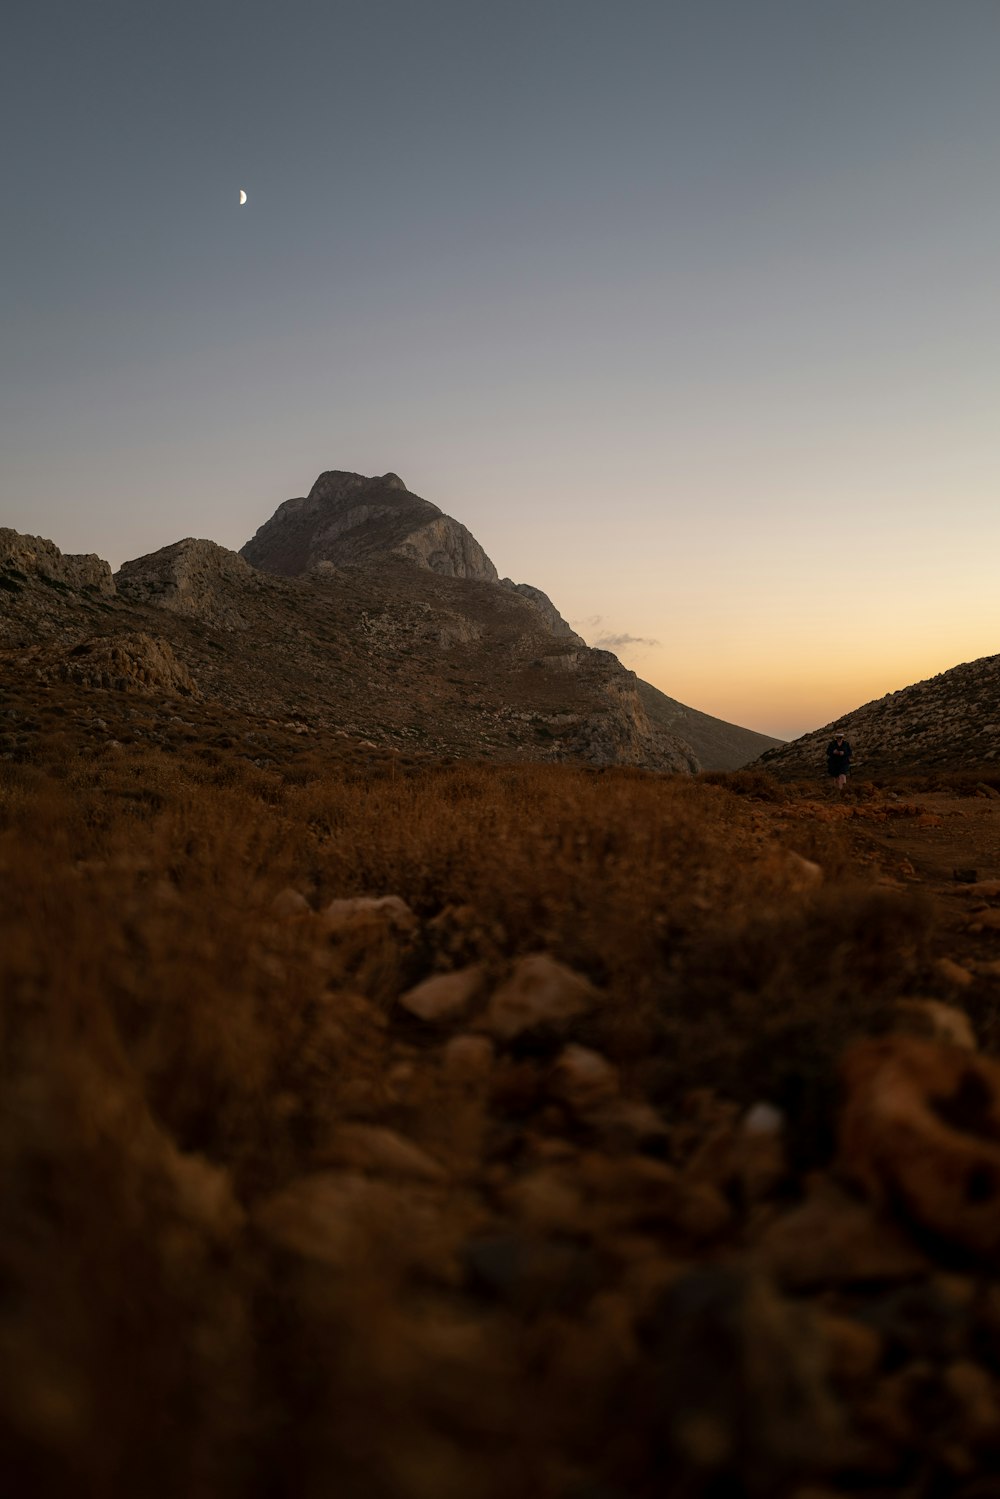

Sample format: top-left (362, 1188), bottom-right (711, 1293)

top-left (3, 0), bottom-right (999, 740)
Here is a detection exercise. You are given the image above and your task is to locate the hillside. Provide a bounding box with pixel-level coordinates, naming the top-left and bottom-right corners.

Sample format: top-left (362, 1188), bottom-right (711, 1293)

top-left (638, 678), bottom-right (782, 772)
top-left (0, 472), bottom-right (776, 772)
top-left (240, 469), bottom-right (776, 770)
top-left (755, 654), bottom-right (1000, 782)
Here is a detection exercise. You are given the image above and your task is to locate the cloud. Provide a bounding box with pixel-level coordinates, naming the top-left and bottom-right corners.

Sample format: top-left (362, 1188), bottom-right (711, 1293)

top-left (592, 632), bottom-right (661, 652)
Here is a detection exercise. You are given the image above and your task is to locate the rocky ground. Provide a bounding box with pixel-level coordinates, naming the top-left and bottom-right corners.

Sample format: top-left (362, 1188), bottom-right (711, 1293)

top-left (4, 659), bottom-right (1000, 1496)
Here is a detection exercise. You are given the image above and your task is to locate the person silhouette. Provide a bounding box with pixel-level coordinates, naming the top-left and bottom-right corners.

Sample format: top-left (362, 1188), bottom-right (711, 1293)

top-left (826, 731), bottom-right (852, 793)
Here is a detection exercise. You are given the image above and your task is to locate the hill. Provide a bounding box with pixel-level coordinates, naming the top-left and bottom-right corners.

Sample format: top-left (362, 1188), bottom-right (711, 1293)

top-left (754, 653), bottom-right (1000, 782)
top-left (1, 472), bottom-right (778, 771)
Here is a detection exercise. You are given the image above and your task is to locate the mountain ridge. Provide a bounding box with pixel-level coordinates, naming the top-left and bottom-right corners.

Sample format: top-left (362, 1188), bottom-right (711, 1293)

top-left (1, 472), bottom-right (781, 772)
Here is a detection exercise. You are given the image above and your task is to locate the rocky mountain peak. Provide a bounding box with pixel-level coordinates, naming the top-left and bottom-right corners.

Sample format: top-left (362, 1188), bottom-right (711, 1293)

top-left (241, 470), bottom-right (498, 582)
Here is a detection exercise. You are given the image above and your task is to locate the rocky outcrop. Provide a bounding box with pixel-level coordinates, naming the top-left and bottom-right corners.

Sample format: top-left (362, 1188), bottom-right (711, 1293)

top-left (44, 633), bottom-right (199, 697)
top-left (115, 539), bottom-right (263, 631)
top-left (0, 528), bottom-right (114, 595)
top-left (754, 654), bottom-right (1000, 780)
top-left (241, 471), bottom-right (499, 582)
top-left (558, 653), bottom-right (701, 772)
top-left (501, 579), bottom-right (583, 643)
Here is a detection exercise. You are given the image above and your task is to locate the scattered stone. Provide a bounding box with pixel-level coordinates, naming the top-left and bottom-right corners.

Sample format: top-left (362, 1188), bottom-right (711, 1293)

top-left (893, 999), bottom-right (976, 1051)
top-left (321, 894), bottom-right (418, 935)
top-left (549, 1044), bottom-right (620, 1114)
top-left (839, 1035), bottom-right (1000, 1254)
top-left (271, 886), bottom-right (311, 917)
top-left (253, 1172), bottom-right (454, 1277)
top-left (46, 632), bottom-right (199, 697)
top-left (936, 957), bottom-right (975, 989)
top-left (318, 1124), bottom-right (447, 1182)
top-left (398, 965), bottom-right (485, 1024)
top-left (742, 1102), bottom-right (785, 1137)
top-left (478, 953), bottom-right (599, 1041)
top-left (441, 1033), bottom-right (495, 1081)
top-left (954, 868), bottom-right (980, 884)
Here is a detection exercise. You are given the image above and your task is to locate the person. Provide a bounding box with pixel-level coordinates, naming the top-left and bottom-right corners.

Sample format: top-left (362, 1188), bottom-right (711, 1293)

top-left (826, 730), bottom-right (852, 793)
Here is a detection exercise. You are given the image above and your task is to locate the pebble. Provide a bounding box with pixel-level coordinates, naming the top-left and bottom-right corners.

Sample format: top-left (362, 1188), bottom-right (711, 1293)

top-left (478, 953), bottom-right (599, 1041)
top-left (398, 964), bottom-right (485, 1023)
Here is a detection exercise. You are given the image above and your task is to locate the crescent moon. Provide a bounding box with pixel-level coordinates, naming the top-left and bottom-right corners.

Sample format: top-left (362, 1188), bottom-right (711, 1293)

top-left (239, 189), bottom-right (247, 205)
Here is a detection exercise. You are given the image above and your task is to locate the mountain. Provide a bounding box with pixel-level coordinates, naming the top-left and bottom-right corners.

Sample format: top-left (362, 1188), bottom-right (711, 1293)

top-left (239, 469), bottom-right (777, 768)
top-left (637, 680), bottom-right (782, 773)
top-left (0, 472), bottom-right (778, 771)
top-left (754, 654), bottom-right (1000, 780)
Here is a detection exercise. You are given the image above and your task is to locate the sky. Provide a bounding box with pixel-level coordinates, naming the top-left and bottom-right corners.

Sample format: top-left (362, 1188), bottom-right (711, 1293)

top-left (3, 0), bottom-right (1000, 741)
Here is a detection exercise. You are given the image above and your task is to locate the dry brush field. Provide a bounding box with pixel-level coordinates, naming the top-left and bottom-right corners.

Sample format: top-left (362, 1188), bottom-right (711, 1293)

top-left (5, 719), bottom-right (1000, 1498)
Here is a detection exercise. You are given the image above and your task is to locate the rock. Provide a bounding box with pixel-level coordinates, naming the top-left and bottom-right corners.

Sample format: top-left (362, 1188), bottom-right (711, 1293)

top-left (839, 1035), bottom-right (1000, 1253)
top-left (271, 886), bottom-right (311, 917)
top-left (253, 1172), bottom-right (452, 1276)
top-left (115, 538), bottom-right (263, 630)
top-left (585, 1097), bottom-right (670, 1153)
top-left (893, 998), bottom-right (976, 1050)
top-left (937, 957), bottom-right (975, 989)
top-left (500, 579), bottom-right (583, 642)
top-left (241, 470), bottom-right (500, 581)
top-left (318, 1124), bottom-right (447, 1182)
top-left (478, 953), bottom-right (599, 1041)
top-left (743, 1102), bottom-right (785, 1137)
top-left (321, 894), bottom-right (418, 936)
top-left (549, 1044), bottom-right (619, 1113)
top-left (398, 965), bottom-right (485, 1024)
top-left (441, 1033), bottom-right (495, 1081)
top-left (756, 1176), bottom-right (929, 1287)
top-left (0, 527), bottom-right (115, 593)
top-left (782, 851), bottom-right (824, 890)
top-left (46, 633), bottom-right (199, 697)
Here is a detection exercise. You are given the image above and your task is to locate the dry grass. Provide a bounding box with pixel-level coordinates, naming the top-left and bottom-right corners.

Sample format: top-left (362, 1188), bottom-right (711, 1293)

top-left (0, 739), bottom-right (939, 1497)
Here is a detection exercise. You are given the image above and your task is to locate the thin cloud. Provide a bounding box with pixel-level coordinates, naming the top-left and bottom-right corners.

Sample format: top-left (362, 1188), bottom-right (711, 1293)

top-left (593, 632), bottom-right (661, 651)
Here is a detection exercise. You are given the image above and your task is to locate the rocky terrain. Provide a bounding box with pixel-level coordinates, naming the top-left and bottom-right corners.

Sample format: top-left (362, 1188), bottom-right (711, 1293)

top-left (755, 655), bottom-right (1000, 783)
top-left (7, 476), bottom-right (1000, 1496)
top-left (0, 474), bottom-right (779, 772)
top-left (4, 680), bottom-right (1000, 1497)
